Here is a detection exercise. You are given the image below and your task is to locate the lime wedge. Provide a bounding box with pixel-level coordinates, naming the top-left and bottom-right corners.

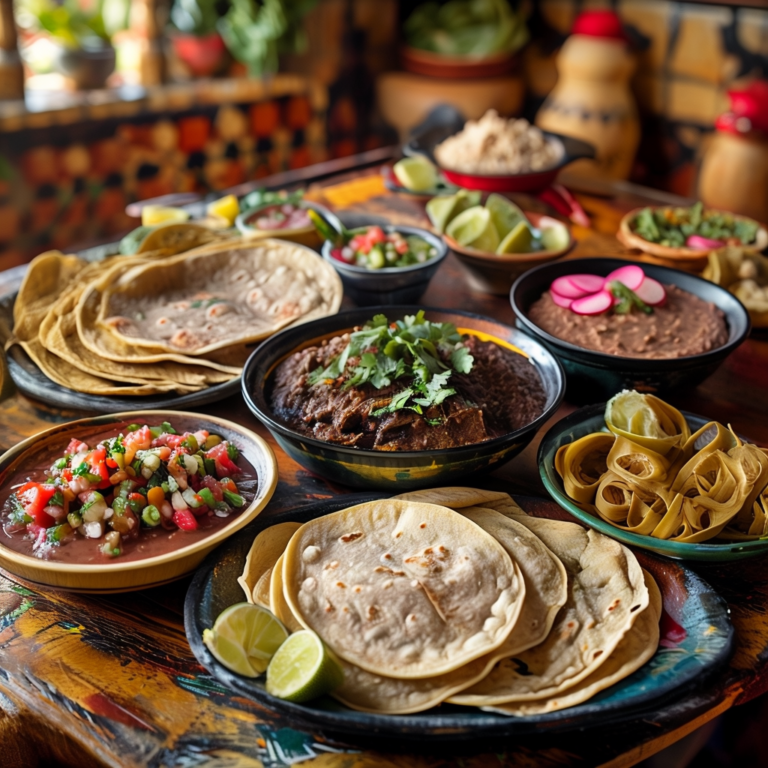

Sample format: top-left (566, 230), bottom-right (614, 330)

top-left (426, 189), bottom-right (482, 233)
top-left (266, 630), bottom-right (344, 702)
top-left (485, 194), bottom-right (528, 239)
top-left (141, 205), bottom-right (190, 227)
top-left (540, 222), bottom-right (571, 252)
top-left (497, 220), bottom-right (535, 254)
top-left (446, 206), bottom-right (500, 252)
top-left (203, 603), bottom-right (288, 678)
top-left (393, 156), bottom-right (439, 192)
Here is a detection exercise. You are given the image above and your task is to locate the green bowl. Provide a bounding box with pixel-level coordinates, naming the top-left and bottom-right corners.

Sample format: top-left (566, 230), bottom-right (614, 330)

top-left (538, 403), bottom-right (768, 562)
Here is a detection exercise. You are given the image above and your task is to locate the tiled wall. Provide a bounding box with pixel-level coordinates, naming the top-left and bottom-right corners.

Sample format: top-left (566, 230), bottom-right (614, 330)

top-left (526, 0), bottom-right (768, 194)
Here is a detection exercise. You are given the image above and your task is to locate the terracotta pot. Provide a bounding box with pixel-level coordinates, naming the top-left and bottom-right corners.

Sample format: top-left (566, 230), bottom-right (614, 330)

top-left (51, 41), bottom-right (115, 90)
top-left (399, 46), bottom-right (518, 79)
top-left (171, 32), bottom-right (227, 78)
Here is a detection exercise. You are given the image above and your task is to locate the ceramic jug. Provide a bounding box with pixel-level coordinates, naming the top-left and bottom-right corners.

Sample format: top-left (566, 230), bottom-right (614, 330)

top-left (536, 10), bottom-right (639, 181)
top-left (698, 81), bottom-right (768, 223)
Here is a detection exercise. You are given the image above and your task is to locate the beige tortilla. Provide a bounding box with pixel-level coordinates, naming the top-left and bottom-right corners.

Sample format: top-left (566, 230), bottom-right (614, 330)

top-left (270, 553), bottom-right (304, 633)
top-left (238, 522), bottom-right (302, 606)
top-left (486, 569), bottom-right (661, 716)
top-left (282, 499), bottom-right (525, 679)
top-left (98, 239), bottom-right (343, 355)
top-left (331, 505), bottom-right (567, 714)
top-left (449, 516), bottom-right (648, 706)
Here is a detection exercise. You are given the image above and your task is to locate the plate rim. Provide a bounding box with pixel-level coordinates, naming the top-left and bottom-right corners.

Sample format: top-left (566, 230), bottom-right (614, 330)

top-left (184, 492), bottom-right (734, 740)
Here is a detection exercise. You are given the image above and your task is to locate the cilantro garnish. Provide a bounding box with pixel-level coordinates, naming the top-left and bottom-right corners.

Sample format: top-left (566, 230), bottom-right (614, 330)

top-left (72, 463), bottom-right (91, 477)
top-left (8, 497), bottom-right (31, 526)
top-left (226, 443), bottom-right (239, 461)
top-left (609, 281), bottom-right (653, 315)
top-left (104, 435), bottom-right (125, 458)
top-left (307, 311), bottom-right (474, 422)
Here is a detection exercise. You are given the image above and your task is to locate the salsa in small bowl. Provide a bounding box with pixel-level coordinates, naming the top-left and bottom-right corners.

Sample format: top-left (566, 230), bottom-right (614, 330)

top-left (235, 200), bottom-right (324, 248)
top-left (320, 225), bottom-right (447, 305)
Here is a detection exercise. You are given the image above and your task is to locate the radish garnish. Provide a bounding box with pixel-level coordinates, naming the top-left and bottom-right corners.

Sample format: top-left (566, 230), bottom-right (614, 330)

top-left (568, 274), bottom-right (606, 294)
top-left (633, 276), bottom-right (666, 306)
top-left (550, 275), bottom-right (591, 299)
top-left (571, 291), bottom-right (614, 315)
top-left (550, 290), bottom-right (574, 309)
top-left (603, 264), bottom-right (645, 291)
top-left (686, 235), bottom-right (724, 250)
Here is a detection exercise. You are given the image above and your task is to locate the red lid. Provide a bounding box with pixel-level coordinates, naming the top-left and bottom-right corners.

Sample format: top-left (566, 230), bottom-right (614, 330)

top-left (571, 10), bottom-right (629, 42)
top-left (717, 81), bottom-right (768, 135)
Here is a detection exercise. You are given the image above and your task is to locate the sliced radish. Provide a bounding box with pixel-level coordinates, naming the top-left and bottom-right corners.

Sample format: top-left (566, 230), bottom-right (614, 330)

top-left (550, 275), bottom-right (590, 299)
top-left (568, 274), bottom-right (605, 294)
top-left (633, 276), bottom-right (666, 306)
top-left (550, 289), bottom-right (573, 309)
top-left (604, 264), bottom-right (645, 291)
top-left (686, 235), bottom-right (724, 250)
top-left (571, 291), bottom-right (614, 315)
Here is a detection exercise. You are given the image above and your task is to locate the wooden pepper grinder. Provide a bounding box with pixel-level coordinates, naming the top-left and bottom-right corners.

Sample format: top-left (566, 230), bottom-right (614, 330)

top-left (536, 10), bottom-right (639, 181)
top-left (698, 81), bottom-right (768, 223)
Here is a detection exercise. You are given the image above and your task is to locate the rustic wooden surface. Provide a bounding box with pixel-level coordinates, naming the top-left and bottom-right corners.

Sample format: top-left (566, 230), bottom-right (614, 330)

top-left (0, 168), bottom-right (767, 768)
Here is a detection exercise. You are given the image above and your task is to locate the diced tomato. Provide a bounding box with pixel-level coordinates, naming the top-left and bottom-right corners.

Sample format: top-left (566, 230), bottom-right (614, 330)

top-left (349, 235), bottom-right (365, 251)
top-left (151, 433), bottom-right (184, 449)
top-left (173, 509), bottom-right (198, 531)
top-left (394, 240), bottom-right (409, 255)
top-left (61, 469), bottom-right (73, 482)
top-left (85, 447), bottom-right (111, 489)
top-left (16, 482), bottom-right (57, 528)
top-left (123, 426), bottom-right (152, 462)
top-left (201, 476), bottom-right (224, 501)
top-left (205, 443), bottom-right (240, 478)
top-left (190, 503), bottom-right (209, 517)
top-left (366, 226), bottom-right (386, 244)
top-left (106, 457), bottom-right (118, 468)
top-left (65, 439), bottom-right (89, 455)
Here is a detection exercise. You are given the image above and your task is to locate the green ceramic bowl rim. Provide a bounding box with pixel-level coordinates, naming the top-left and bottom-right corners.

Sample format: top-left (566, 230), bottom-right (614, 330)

top-left (538, 402), bottom-right (768, 560)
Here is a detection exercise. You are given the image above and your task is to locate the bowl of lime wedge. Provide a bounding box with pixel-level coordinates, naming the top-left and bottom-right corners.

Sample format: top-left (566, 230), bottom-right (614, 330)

top-left (428, 192), bottom-right (574, 295)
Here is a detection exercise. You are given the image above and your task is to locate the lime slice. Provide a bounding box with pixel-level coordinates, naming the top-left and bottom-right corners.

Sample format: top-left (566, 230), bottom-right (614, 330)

top-left (426, 189), bottom-right (482, 233)
top-left (141, 205), bottom-right (190, 227)
top-left (446, 206), bottom-right (500, 252)
top-left (485, 194), bottom-right (528, 239)
top-left (497, 220), bottom-right (535, 254)
top-left (393, 156), bottom-right (439, 192)
top-left (540, 222), bottom-right (571, 252)
top-left (207, 194), bottom-right (240, 226)
top-left (203, 603), bottom-right (288, 678)
top-left (266, 630), bottom-right (344, 702)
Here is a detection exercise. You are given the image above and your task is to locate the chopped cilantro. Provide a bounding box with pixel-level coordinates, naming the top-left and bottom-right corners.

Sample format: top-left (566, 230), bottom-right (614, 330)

top-left (50, 490), bottom-right (64, 507)
top-left (104, 435), bottom-right (125, 458)
top-left (8, 497), bottom-right (31, 526)
top-left (309, 311), bottom-right (473, 423)
top-left (226, 442), bottom-right (239, 461)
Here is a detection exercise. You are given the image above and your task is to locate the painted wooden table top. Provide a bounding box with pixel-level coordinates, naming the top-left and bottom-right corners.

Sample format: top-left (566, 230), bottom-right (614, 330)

top-left (0, 168), bottom-right (767, 768)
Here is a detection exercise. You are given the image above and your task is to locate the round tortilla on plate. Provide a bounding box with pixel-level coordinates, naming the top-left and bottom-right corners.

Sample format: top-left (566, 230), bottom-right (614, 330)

top-left (282, 499), bottom-right (525, 679)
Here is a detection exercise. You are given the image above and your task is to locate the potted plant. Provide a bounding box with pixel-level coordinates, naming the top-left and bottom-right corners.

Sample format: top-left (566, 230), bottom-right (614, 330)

top-left (21, 0), bottom-right (125, 89)
top-left (169, 0), bottom-right (229, 78)
top-left (218, 0), bottom-right (316, 78)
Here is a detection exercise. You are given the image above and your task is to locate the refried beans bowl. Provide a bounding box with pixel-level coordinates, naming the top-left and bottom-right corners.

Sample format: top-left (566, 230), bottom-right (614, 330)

top-left (511, 257), bottom-right (750, 401)
top-left (241, 307), bottom-right (565, 490)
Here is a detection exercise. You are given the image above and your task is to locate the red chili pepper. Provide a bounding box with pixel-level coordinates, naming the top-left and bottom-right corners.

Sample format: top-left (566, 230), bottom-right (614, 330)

top-left (173, 509), bottom-right (198, 531)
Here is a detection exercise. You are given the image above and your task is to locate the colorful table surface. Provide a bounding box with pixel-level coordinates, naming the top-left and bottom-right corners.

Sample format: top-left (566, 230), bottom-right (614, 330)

top-left (0, 167), bottom-right (767, 768)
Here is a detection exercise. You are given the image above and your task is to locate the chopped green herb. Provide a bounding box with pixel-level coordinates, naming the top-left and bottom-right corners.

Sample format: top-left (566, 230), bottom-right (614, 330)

top-left (8, 497), bottom-right (32, 526)
top-left (126, 424), bottom-right (142, 432)
top-left (50, 490), bottom-right (64, 507)
top-left (226, 442), bottom-right (239, 461)
top-left (223, 489), bottom-right (245, 508)
top-left (609, 281), bottom-right (653, 315)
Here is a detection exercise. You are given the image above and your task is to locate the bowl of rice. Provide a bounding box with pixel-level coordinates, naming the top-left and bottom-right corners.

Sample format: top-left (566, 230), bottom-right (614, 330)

top-left (406, 109), bottom-right (595, 193)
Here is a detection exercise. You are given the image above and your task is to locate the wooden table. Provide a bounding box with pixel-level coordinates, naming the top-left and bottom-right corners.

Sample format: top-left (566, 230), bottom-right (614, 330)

top-left (0, 167), bottom-right (767, 768)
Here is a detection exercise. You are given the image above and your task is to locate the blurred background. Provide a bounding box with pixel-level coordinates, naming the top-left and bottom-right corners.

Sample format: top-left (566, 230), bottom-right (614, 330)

top-left (0, 0), bottom-right (766, 269)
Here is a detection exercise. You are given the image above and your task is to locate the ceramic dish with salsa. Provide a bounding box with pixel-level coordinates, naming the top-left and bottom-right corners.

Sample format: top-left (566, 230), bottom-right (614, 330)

top-left (0, 411), bottom-right (277, 592)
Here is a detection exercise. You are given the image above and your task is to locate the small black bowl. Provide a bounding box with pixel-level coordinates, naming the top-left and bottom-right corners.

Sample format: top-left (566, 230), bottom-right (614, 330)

top-left (321, 225), bottom-right (447, 306)
top-left (510, 257), bottom-right (750, 401)
top-left (241, 306), bottom-right (565, 491)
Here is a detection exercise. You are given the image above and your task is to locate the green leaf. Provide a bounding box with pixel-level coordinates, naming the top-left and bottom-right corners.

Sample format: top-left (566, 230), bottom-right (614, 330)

top-left (451, 346), bottom-right (474, 374)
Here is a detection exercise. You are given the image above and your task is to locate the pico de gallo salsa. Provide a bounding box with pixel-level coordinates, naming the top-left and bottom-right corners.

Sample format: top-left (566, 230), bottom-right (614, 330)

top-left (247, 203), bottom-right (312, 231)
top-left (3, 421), bottom-right (249, 561)
top-left (330, 226), bottom-right (438, 270)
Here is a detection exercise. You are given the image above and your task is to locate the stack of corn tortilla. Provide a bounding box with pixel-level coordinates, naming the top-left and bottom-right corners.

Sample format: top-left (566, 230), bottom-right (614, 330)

top-left (238, 487), bottom-right (659, 715)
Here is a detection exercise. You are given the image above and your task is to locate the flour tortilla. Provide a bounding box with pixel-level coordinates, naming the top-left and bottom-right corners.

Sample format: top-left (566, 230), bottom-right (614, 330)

top-left (270, 553), bottom-right (304, 633)
top-left (486, 569), bottom-right (661, 716)
top-left (238, 522), bottom-right (302, 606)
top-left (332, 505), bottom-right (567, 713)
top-left (98, 239), bottom-right (342, 355)
top-left (449, 516), bottom-right (648, 706)
top-left (282, 499), bottom-right (525, 679)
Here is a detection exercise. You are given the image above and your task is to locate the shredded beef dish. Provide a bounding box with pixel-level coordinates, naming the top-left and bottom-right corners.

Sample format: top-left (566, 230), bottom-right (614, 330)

top-left (268, 333), bottom-right (547, 451)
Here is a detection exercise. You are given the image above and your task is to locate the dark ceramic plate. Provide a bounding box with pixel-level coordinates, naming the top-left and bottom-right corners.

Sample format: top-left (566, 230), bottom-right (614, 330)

top-left (184, 494), bottom-right (733, 743)
top-left (241, 307), bottom-right (565, 490)
top-left (540, 403), bottom-right (768, 562)
top-left (511, 257), bottom-right (751, 401)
